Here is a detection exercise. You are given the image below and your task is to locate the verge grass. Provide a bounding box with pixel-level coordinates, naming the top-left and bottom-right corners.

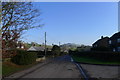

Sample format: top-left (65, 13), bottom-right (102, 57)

top-left (2, 61), bottom-right (38, 77)
top-left (72, 55), bottom-right (120, 65)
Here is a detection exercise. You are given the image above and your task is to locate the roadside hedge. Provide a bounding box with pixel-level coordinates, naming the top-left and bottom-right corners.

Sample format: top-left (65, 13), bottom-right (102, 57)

top-left (52, 45), bottom-right (61, 56)
top-left (91, 47), bottom-right (111, 51)
top-left (11, 50), bottom-right (37, 65)
top-left (69, 51), bottom-right (120, 62)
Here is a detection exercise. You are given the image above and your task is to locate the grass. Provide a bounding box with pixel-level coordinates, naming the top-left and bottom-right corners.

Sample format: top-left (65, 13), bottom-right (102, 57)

top-left (2, 55), bottom-right (54, 77)
top-left (2, 61), bottom-right (38, 77)
top-left (72, 55), bottom-right (120, 65)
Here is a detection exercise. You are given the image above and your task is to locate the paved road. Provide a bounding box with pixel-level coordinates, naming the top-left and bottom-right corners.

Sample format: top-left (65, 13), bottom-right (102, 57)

top-left (5, 55), bottom-right (120, 79)
top-left (80, 64), bottom-right (120, 79)
top-left (6, 55), bottom-right (82, 78)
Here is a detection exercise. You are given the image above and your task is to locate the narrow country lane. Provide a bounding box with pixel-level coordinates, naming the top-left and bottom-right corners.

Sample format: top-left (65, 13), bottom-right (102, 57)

top-left (5, 55), bottom-right (83, 79)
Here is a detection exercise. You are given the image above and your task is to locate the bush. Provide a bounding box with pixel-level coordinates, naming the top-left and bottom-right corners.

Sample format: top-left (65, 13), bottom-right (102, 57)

top-left (11, 50), bottom-right (37, 65)
top-left (60, 52), bottom-right (68, 56)
top-left (69, 51), bottom-right (120, 62)
top-left (52, 45), bottom-right (61, 56)
top-left (37, 51), bottom-right (45, 55)
top-left (91, 47), bottom-right (111, 51)
top-left (28, 51), bottom-right (53, 58)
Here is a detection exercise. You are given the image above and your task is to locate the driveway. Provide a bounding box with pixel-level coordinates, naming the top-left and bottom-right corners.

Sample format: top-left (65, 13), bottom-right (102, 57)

top-left (5, 55), bottom-right (82, 79)
top-left (80, 63), bottom-right (120, 79)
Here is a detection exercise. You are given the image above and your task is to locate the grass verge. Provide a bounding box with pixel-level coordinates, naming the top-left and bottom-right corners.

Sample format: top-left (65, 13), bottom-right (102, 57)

top-left (72, 55), bottom-right (120, 65)
top-left (2, 61), bottom-right (38, 77)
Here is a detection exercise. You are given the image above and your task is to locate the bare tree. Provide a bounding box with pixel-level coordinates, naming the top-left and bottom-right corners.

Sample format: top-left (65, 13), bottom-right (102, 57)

top-left (2, 2), bottom-right (43, 49)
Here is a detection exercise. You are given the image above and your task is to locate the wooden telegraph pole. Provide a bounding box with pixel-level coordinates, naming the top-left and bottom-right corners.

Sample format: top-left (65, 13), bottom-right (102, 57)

top-left (45, 32), bottom-right (47, 59)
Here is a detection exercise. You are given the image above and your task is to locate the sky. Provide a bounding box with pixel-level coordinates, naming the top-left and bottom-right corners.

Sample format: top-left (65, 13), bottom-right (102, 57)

top-left (22, 2), bottom-right (118, 46)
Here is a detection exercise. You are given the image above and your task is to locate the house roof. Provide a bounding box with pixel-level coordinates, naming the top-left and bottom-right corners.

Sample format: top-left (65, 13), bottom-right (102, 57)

top-left (27, 46), bottom-right (45, 51)
top-left (93, 37), bottom-right (109, 45)
top-left (110, 32), bottom-right (120, 39)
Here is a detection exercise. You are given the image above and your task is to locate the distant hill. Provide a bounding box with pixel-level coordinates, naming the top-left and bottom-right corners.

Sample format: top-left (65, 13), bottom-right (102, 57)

top-left (24, 42), bottom-right (53, 49)
top-left (60, 43), bottom-right (92, 51)
top-left (60, 43), bottom-right (80, 47)
top-left (60, 43), bottom-right (80, 51)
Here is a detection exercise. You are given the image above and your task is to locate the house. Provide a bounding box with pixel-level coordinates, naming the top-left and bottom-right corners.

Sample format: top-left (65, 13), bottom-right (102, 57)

top-left (60, 46), bottom-right (69, 53)
top-left (27, 46), bottom-right (45, 51)
top-left (92, 36), bottom-right (110, 48)
top-left (62, 49), bottom-right (69, 53)
top-left (92, 36), bottom-right (110, 51)
top-left (92, 32), bottom-right (120, 52)
top-left (17, 41), bottom-right (26, 50)
top-left (109, 32), bottom-right (120, 52)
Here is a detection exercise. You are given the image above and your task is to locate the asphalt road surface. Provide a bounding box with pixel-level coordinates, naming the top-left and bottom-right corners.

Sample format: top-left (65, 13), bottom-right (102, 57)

top-left (5, 55), bottom-right (120, 80)
top-left (80, 64), bottom-right (120, 79)
top-left (6, 55), bottom-right (82, 78)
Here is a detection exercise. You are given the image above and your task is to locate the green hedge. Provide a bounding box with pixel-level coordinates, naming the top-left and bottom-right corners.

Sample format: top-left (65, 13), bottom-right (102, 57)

top-left (69, 51), bottom-right (120, 62)
top-left (52, 45), bottom-right (61, 56)
top-left (91, 47), bottom-right (111, 51)
top-left (11, 50), bottom-right (37, 65)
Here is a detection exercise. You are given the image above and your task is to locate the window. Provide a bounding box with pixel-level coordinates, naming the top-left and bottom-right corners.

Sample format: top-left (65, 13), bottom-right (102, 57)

top-left (109, 40), bottom-right (111, 44)
top-left (117, 38), bottom-right (120, 43)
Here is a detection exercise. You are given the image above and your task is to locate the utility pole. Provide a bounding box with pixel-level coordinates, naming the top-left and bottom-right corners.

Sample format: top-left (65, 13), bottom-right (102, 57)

top-left (45, 32), bottom-right (47, 59)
